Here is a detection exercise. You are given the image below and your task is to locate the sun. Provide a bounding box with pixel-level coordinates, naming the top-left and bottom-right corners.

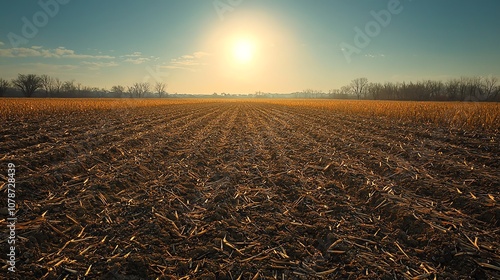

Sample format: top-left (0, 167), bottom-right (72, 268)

top-left (233, 39), bottom-right (255, 63)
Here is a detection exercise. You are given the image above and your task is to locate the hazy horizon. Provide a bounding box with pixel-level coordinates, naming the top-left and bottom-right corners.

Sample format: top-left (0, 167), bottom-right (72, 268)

top-left (1, 0), bottom-right (500, 94)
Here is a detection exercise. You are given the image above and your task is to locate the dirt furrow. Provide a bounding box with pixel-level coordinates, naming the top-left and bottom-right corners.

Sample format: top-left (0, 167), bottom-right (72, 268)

top-left (235, 104), bottom-right (418, 278)
top-left (1, 101), bottom-right (498, 280)
top-left (1, 103), bottom-right (214, 160)
top-left (265, 104), bottom-right (500, 279)
top-left (272, 105), bottom-right (498, 222)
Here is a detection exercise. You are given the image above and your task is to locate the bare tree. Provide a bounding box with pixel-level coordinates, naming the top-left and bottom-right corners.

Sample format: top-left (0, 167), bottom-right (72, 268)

top-left (340, 85), bottom-right (352, 96)
top-left (12, 74), bottom-right (42, 97)
top-left (328, 89), bottom-right (340, 98)
top-left (302, 89), bottom-right (314, 98)
top-left (333, 76), bottom-right (500, 102)
top-left (155, 82), bottom-right (167, 98)
top-left (62, 80), bottom-right (78, 95)
top-left (381, 82), bottom-right (397, 100)
top-left (481, 76), bottom-right (498, 101)
top-left (100, 88), bottom-right (109, 98)
top-left (350, 77), bottom-right (369, 99)
top-left (368, 82), bottom-right (383, 100)
top-left (403, 81), bottom-right (428, 101)
top-left (51, 78), bottom-right (63, 96)
top-left (39, 75), bottom-right (63, 97)
top-left (445, 79), bottom-right (460, 101)
top-left (128, 82), bottom-right (150, 98)
top-left (466, 77), bottom-right (482, 100)
top-left (127, 85), bottom-right (135, 98)
top-left (456, 76), bottom-right (482, 101)
top-left (313, 90), bottom-right (325, 98)
top-left (0, 78), bottom-right (10, 97)
top-left (40, 74), bottom-right (54, 97)
top-left (424, 80), bottom-right (443, 100)
top-left (111, 85), bottom-right (125, 98)
top-left (141, 82), bottom-right (150, 97)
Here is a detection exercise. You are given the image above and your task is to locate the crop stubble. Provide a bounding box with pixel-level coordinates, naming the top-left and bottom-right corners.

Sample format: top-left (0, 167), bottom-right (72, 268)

top-left (0, 100), bottom-right (499, 279)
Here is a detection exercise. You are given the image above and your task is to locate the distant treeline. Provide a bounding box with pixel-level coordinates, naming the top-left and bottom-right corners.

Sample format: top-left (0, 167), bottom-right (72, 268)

top-left (299, 77), bottom-right (500, 102)
top-left (1, 74), bottom-right (499, 101)
top-left (0, 74), bottom-right (170, 99)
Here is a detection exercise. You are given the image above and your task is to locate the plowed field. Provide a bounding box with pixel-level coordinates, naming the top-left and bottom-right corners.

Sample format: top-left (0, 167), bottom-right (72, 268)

top-left (1, 100), bottom-right (499, 279)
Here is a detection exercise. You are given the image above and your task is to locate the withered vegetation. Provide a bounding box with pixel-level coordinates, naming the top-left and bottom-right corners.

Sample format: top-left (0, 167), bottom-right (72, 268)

top-left (0, 99), bottom-right (499, 279)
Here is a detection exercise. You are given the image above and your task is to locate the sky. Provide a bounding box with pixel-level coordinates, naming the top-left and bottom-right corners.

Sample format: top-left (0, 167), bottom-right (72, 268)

top-left (1, 0), bottom-right (499, 94)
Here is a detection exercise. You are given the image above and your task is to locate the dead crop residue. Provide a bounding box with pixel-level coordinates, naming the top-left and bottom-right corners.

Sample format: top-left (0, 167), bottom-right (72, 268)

top-left (1, 100), bottom-right (499, 279)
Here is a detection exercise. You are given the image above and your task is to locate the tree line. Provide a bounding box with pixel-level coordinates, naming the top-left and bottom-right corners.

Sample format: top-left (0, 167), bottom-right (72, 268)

top-left (0, 74), bottom-right (168, 98)
top-left (243, 76), bottom-right (500, 101)
top-left (1, 73), bottom-right (499, 101)
top-left (323, 76), bottom-right (499, 101)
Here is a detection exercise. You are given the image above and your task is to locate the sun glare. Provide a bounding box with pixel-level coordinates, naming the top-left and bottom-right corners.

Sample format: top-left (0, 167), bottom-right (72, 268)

top-left (233, 39), bottom-right (254, 63)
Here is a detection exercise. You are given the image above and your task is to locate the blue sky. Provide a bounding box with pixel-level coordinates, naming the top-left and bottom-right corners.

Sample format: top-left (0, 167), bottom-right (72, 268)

top-left (1, 0), bottom-right (499, 94)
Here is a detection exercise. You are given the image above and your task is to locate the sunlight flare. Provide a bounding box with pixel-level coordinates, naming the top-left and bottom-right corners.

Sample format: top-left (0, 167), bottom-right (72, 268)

top-left (233, 38), bottom-right (255, 63)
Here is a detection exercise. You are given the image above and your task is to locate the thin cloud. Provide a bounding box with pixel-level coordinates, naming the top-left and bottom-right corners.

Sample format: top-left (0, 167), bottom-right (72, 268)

top-left (179, 52), bottom-right (209, 60)
top-left (0, 47), bottom-right (41, 57)
top-left (171, 59), bottom-right (205, 66)
top-left (163, 51), bottom-right (210, 71)
top-left (54, 47), bottom-right (74, 56)
top-left (124, 57), bottom-right (150, 64)
top-left (364, 54), bottom-right (386, 58)
top-left (0, 41), bottom-right (4, 46)
top-left (193, 51), bottom-right (210, 58)
top-left (122, 52), bottom-right (143, 58)
top-left (82, 61), bottom-right (118, 70)
top-left (120, 52), bottom-right (158, 64)
top-left (56, 47), bottom-right (114, 59)
top-left (0, 46), bottom-right (114, 59)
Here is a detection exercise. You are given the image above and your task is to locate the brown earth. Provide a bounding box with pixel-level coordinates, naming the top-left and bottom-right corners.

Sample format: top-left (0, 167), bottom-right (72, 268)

top-left (1, 101), bottom-right (499, 279)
